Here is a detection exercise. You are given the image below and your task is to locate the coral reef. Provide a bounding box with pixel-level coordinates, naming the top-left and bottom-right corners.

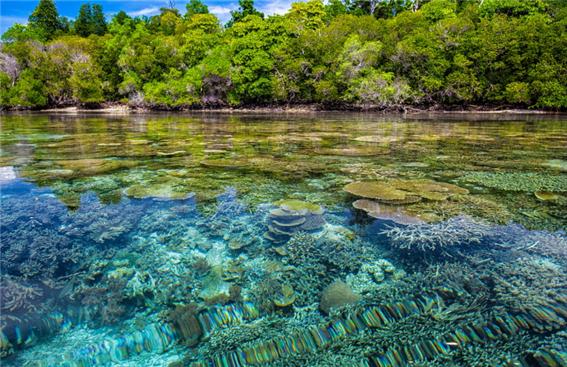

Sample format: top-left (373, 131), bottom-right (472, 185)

top-left (382, 215), bottom-right (491, 254)
top-left (3, 115), bottom-right (567, 367)
top-left (59, 193), bottom-right (146, 244)
top-left (0, 193), bottom-right (86, 279)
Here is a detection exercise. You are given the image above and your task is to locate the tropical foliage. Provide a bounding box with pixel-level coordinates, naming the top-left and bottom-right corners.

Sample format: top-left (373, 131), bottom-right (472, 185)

top-left (1, 0), bottom-right (565, 109)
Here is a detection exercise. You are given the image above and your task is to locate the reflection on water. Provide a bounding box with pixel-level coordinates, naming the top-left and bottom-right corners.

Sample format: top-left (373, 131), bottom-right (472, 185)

top-left (0, 113), bottom-right (566, 366)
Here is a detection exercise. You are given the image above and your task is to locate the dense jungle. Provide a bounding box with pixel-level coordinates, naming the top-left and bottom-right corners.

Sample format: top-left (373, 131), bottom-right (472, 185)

top-left (0, 0), bottom-right (566, 110)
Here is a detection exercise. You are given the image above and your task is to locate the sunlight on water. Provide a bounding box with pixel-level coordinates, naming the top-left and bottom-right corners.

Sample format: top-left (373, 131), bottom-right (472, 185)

top-left (0, 113), bottom-right (566, 366)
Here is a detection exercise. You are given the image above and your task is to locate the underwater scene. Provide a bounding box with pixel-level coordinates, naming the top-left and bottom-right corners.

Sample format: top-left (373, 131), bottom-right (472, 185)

top-left (0, 112), bottom-right (566, 367)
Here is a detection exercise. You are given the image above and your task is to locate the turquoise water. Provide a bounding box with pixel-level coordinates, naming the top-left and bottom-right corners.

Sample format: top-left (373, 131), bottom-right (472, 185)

top-left (0, 112), bottom-right (566, 366)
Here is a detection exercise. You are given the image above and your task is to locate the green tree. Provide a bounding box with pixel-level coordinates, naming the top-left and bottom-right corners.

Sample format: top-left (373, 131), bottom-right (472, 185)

top-left (91, 5), bottom-right (108, 35)
top-left (1, 24), bottom-right (42, 43)
top-left (5, 69), bottom-right (48, 107)
top-left (186, 0), bottom-right (209, 18)
top-left (480, 0), bottom-right (547, 17)
top-left (113, 11), bottom-right (130, 26)
top-left (74, 4), bottom-right (93, 36)
top-left (228, 0), bottom-right (264, 27)
top-left (75, 4), bottom-right (108, 37)
top-left (324, 0), bottom-right (348, 21)
top-left (28, 0), bottom-right (64, 40)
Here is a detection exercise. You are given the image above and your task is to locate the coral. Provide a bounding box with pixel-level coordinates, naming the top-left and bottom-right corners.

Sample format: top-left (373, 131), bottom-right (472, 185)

top-left (319, 280), bottom-right (361, 314)
top-left (344, 181), bottom-right (418, 204)
top-left (60, 193), bottom-right (145, 244)
top-left (265, 200), bottom-right (325, 243)
top-left (543, 159), bottom-right (567, 172)
top-left (199, 266), bottom-right (233, 305)
top-left (273, 199), bottom-right (324, 214)
top-left (273, 284), bottom-right (297, 307)
top-left (0, 193), bottom-right (91, 279)
top-left (125, 183), bottom-right (194, 200)
top-left (284, 231), bottom-right (377, 278)
top-left (346, 271), bottom-right (379, 295)
top-left (534, 191), bottom-right (563, 201)
top-left (383, 215), bottom-right (491, 254)
top-left (461, 172), bottom-right (567, 192)
top-left (0, 277), bottom-right (45, 314)
top-left (353, 135), bottom-right (399, 143)
top-left (490, 256), bottom-right (567, 315)
top-left (344, 179), bottom-right (468, 205)
top-left (166, 303), bottom-right (203, 346)
top-left (346, 260), bottom-right (397, 296)
top-left (209, 187), bottom-right (248, 220)
top-left (492, 223), bottom-right (567, 261)
top-left (352, 199), bottom-right (425, 224)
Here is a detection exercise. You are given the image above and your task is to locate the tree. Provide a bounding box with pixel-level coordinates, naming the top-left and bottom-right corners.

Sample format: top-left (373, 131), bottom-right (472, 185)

top-left (69, 53), bottom-right (104, 103)
top-left (91, 4), bottom-right (108, 35)
top-left (186, 0), bottom-right (209, 18)
top-left (289, 0), bottom-right (326, 30)
top-left (324, 0), bottom-right (348, 21)
top-left (28, 0), bottom-right (64, 40)
top-left (113, 11), bottom-right (131, 26)
top-left (227, 0), bottom-right (264, 27)
top-left (1, 24), bottom-right (42, 43)
top-left (74, 4), bottom-right (93, 37)
top-left (479, 0), bottom-right (547, 17)
top-left (75, 4), bottom-right (107, 37)
top-left (2, 0), bottom-right (566, 109)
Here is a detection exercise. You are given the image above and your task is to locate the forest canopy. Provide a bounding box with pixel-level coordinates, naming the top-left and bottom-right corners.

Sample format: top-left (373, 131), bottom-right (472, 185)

top-left (1, 0), bottom-right (566, 110)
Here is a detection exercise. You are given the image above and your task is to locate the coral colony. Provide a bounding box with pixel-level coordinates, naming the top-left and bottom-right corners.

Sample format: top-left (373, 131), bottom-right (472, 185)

top-left (1, 115), bottom-right (566, 367)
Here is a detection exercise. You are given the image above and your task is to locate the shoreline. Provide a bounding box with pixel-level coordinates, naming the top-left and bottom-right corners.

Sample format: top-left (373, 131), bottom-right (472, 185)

top-left (2, 104), bottom-right (565, 115)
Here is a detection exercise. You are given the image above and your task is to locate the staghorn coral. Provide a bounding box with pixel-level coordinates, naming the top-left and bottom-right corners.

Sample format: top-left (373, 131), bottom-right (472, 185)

top-left (382, 215), bottom-right (491, 254)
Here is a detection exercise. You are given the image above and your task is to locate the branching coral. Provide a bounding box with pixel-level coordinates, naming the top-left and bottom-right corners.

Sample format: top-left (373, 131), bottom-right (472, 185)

top-left (0, 277), bottom-right (44, 314)
top-left (490, 256), bottom-right (567, 315)
top-left (60, 193), bottom-right (146, 244)
top-left (382, 216), bottom-right (491, 254)
top-left (492, 223), bottom-right (567, 261)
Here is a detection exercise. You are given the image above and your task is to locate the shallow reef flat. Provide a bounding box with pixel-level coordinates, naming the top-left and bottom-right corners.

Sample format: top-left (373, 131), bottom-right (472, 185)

top-left (0, 113), bottom-right (566, 367)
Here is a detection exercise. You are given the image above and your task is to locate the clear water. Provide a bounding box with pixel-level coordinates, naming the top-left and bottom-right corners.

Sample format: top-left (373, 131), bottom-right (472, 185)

top-left (0, 112), bottom-right (566, 366)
